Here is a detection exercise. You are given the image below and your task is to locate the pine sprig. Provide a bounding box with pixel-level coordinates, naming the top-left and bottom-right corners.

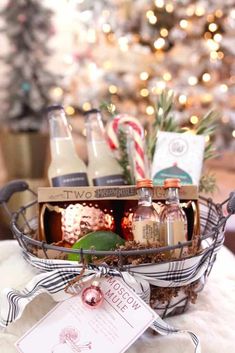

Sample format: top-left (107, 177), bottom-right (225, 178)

top-left (117, 129), bottom-right (134, 185)
top-left (146, 89), bottom-right (220, 193)
top-left (99, 101), bottom-right (116, 116)
top-left (199, 172), bottom-right (217, 194)
top-left (194, 110), bottom-right (220, 161)
top-left (147, 90), bottom-right (182, 161)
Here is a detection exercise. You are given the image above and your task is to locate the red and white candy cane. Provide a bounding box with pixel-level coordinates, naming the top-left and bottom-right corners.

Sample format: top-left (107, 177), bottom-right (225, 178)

top-left (107, 114), bottom-right (147, 180)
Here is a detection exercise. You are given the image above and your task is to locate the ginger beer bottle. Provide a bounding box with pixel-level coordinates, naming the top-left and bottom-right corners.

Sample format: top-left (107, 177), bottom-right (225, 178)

top-left (132, 179), bottom-right (160, 244)
top-left (85, 109), bottom-right (125, 186)
top-left (160, 178), bottom-right (187, 255)
top-left (47, 105), bottom-right (89, 187)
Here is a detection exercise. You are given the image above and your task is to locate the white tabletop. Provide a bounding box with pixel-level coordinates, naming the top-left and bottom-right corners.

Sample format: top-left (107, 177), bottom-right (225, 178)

top-left (0, 240), bottom-right (235, 353)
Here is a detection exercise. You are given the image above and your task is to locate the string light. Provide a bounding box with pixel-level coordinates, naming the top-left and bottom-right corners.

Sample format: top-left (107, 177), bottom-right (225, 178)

top-left (102, 23), bottom-right (111, 33)
top-left (201, 93), bottom-right (213, 103)
top-left (188, 76), bottom-right (198, 86)
top-left (109, 85), bottom-right (118, 94)
top-left (146, 106), bottom-right (155, 115)
top-left (107, 33), bottom-right (115, 42)
top-left (154, 38), bottom-right (165, 49)
top-left (207, 14), bottom-right (214, 22)
top-left (165, 3), bottom-right (174, 13)
top-left (155, 0), bottom-right (165, 9)
top-left (146, 10), bottom-right (155, 18)
top-left (190, 115), bottom-right (199, 124)
top-left (204, 32), bottom-right (212, 40)
top-left (152, 83), bottom-right (166, 95)
top-left (195, 6), bottom-right (205, 16)
top-left (140, 72), bottom-right (149, 80)
top-left (82, 102), bottom-right (91, 111)
top-left (232, 131), bottom-right (235, 138)
top-left (178, 94), bottom-right (187, 105)
top-left (205, 135), bottom-right (210, 143)
top-left (207, 39), bottom-right (219, 51)
top-left (149, 15), bottom-right (157, 24)
top-left (160, 28), bottom-right (169, 37)
top-left (65, 106), bottom-right (75, 115)
top-left (179, 19), bottom-right (188, 29)
top-left (210, 51), bottom-right (218, 60)
top-left (215, 9), bottom-right (223, 18)
top-left (217, 51), bottom-right (224, 60)
top-left (220, 84), bottom-right (228, 93)
top-left (118, 36), bottom-right (128, 51)
top-left (51, 87), bottom-right (63, 98)
top-left (140, 88), bottom-right (149, 97)
top-left (157, 81), bottom-right (166, 90)
top-left (163, 72), bottom-right (172, 81)
top-left (214, 33), bottom-right (222, 42)
top-left (202, 73), bottom-right (211, 82)
top-left (151, 87), bottom-right (158, 95)
top-left (186, 5), bottom-right (195, 16)
top-left (208, 23), bottom-right (218, 32)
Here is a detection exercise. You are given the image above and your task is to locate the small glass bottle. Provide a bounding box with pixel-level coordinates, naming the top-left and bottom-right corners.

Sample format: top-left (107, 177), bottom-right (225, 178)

top-left (132, 179), bottom-right (160, 244)
top-left (47, 105), bottom-right (89, 187)
top-left (85, 109), bottom-right (125, 186)
top-left (160, 178), bottom-right (187, 251)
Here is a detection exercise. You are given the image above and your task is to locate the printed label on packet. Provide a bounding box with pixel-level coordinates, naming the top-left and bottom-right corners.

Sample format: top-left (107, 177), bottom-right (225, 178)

top-left (16, 277), bottom-right (157, 353)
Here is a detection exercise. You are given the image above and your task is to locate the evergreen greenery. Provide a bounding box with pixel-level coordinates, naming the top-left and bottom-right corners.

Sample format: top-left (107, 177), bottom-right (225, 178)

top-left (0, 0), bottom-right (57, 131)
top-left (146, 90), bottom-right (219, 193)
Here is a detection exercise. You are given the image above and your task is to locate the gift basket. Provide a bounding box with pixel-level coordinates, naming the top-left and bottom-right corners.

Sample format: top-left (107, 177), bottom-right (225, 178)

top-left (0, 179), bottom-right (234, 320)
top-left (1, 96), bottom-right (235, 338)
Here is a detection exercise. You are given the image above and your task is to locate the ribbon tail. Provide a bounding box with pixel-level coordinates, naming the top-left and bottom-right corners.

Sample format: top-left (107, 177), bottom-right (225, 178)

top-left (0, 268), bottom-right (82, 328)
top-left (151, 318), bottom-right (201, 353)
top-left (121, 271), bottom-right (201, 353)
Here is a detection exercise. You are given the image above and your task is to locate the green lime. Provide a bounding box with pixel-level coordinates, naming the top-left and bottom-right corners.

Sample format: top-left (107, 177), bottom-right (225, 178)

top-left (68, 230), bottom-right (125, 262)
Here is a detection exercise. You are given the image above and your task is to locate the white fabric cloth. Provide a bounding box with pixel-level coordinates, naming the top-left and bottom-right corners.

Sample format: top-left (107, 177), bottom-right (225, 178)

top-left (0, 240), bottom-right (235, 353)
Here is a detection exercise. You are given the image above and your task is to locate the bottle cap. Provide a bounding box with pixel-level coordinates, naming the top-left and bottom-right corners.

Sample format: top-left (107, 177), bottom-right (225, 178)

top-left (84, 108), bottom-right (101, 116)
top-left (163, 178), bottom-right (181, 189)
top-left (45, 104), bottom-right (64, 113)
top-left (136, 179), bottom-right (153, 188)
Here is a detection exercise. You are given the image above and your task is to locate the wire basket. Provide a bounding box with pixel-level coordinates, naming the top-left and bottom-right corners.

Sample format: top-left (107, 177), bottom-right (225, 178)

top-left (0, 180), bottom-right (234, 318)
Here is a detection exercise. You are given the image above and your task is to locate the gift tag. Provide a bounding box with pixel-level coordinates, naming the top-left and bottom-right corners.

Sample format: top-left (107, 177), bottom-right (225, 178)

top-left (16, 277), bottom-right (157, 353)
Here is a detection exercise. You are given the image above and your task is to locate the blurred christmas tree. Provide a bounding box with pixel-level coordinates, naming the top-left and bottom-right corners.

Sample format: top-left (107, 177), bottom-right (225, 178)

top-left (61, 0), bottom-right (235, 150)
top-left (0, 0), bottom-right (57, 131)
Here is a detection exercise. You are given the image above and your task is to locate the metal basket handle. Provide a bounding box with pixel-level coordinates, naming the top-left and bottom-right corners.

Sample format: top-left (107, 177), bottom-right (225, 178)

top-left (0, 180), bottom-right (37, 218)
top-left (0, 180), bottom-right (29, 203)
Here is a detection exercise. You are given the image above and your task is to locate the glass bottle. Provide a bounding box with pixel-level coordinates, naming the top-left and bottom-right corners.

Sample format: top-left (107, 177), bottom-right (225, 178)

top-left (160, 178), bottom-right (187, 250)
top-left (85, 109), bottom-right (125, 186)
top-left (47, 105), bottom-right (89, 187)
top-left (132, 179), bottom-right (160, 244)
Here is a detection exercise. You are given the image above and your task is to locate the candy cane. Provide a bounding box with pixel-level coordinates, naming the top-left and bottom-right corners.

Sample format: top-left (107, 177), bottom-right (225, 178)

top-left (107, 114), bottom-right (146, 180)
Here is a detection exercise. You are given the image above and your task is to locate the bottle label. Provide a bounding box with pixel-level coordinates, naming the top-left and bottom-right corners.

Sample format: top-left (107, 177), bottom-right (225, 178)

top-left (160, 220), bottom-right (187, 246)
top-left (93, 174), bottom-right (125, 186)
top-left (52, 173), bottom-right (89, 187)
top-left (132, 220), bottom-right (160, 243)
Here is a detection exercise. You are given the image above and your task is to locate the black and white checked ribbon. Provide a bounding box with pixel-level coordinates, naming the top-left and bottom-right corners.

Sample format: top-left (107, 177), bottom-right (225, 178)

top-left (0, 228), bottom-right (224, 353)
